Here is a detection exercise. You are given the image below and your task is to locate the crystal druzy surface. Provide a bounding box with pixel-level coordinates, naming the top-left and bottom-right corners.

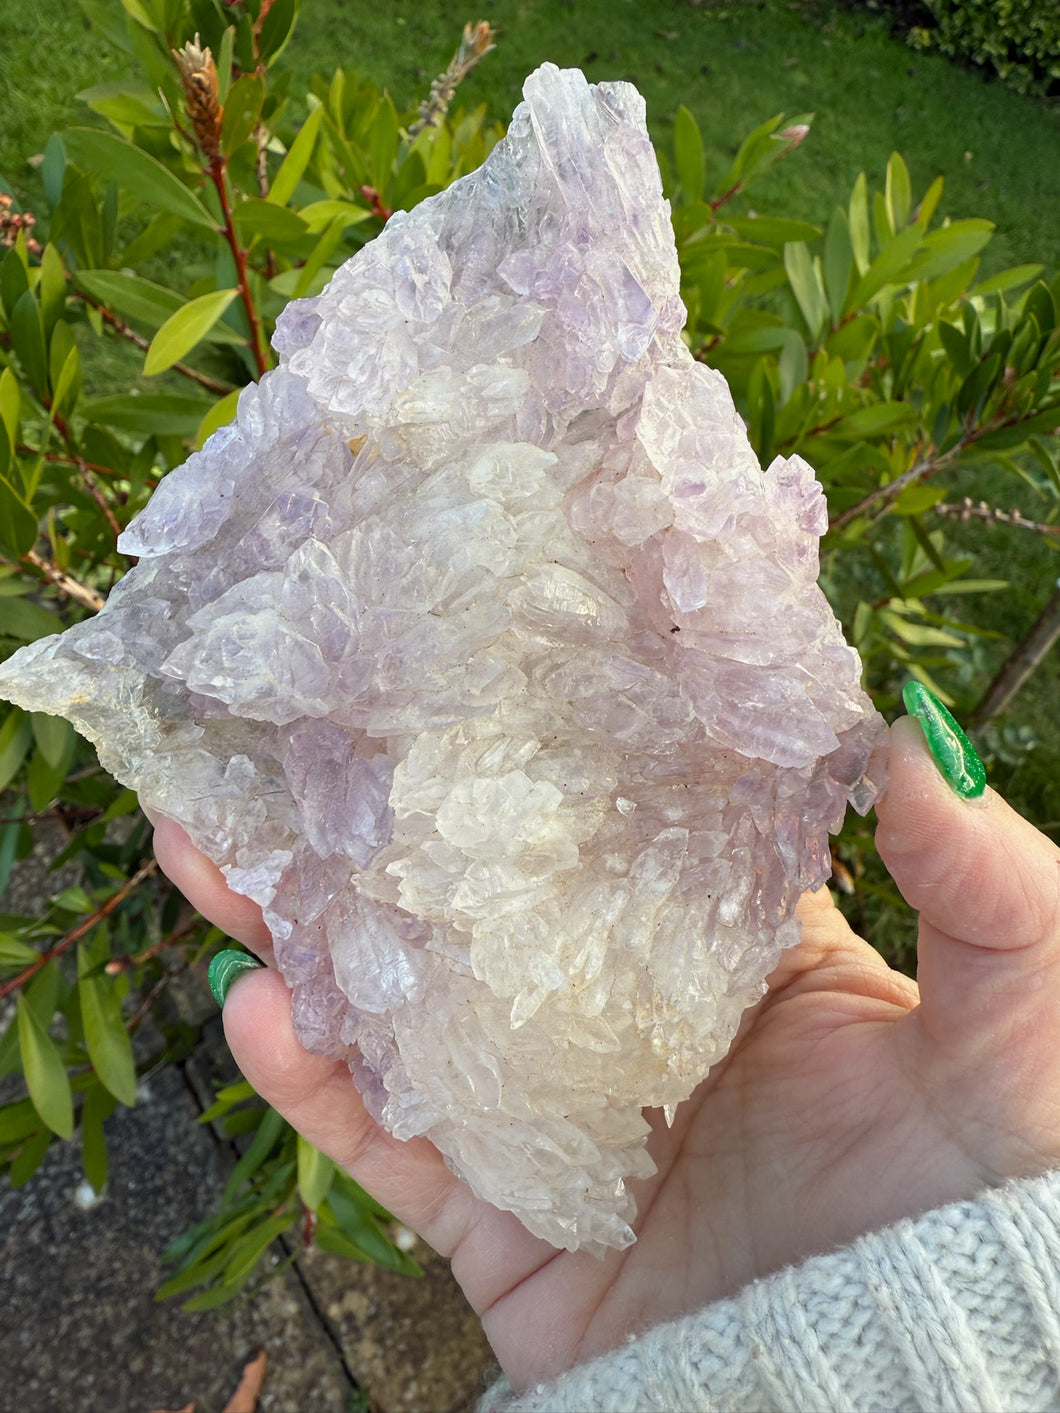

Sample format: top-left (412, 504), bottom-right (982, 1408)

top-left (0, 65), bottom-right (886, 1252)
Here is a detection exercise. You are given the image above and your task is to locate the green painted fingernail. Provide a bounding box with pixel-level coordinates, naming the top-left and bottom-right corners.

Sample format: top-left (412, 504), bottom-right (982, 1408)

top-left (208, 949), bottom-right (263, 1007)
top-left (902, 680), bottom-right (986, 799)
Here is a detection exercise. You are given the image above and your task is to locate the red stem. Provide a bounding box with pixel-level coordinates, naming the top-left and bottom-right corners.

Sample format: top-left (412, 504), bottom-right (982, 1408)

top-left (0, 861), bottom-right (159, 1003)
top-left (209, 155), bottom-right (269, 379)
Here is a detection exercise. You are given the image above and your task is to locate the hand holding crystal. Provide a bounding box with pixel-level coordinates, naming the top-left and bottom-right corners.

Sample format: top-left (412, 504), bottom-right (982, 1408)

top-left (154, 708), bottom-right (1060, 1392)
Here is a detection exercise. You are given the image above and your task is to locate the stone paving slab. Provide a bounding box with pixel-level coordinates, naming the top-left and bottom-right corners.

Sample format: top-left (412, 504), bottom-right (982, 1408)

top-left (1, 1056), bottom-right (496, 1412)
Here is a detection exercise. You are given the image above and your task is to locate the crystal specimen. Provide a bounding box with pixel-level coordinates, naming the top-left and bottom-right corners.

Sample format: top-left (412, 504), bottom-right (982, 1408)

top-left (0, 65), bottom-right (886, 1253)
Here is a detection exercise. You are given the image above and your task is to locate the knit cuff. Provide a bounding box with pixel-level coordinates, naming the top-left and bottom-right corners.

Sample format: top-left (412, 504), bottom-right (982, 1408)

top-left (480, 1169), bottom-right (1060, 1412)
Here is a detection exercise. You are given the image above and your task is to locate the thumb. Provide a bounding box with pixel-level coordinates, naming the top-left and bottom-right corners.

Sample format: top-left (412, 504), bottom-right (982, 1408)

top-left (875, 697), bottom-right (1060, 1051)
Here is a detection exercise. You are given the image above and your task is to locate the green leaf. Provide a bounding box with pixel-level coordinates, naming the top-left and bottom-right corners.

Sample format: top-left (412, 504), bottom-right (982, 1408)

top-left (17, 993), bottom-right (73, 1139)
top-left (885, 152), bottom-right (912, 231)
top-left (823, 208), bottom-right (853, 326)
top-left (221, 74), bottom-right (266, 156)
top-left (223, 1105), bottom-right (287, 1201)
top-left (892, 484), bottom-right (946, 515)
top-left (77, 80), bottom-right (166, 133)
top-left (259, 0), bottom-right (298, 65)
top-left (50, 343), bottom-right (81, 423)
top-left (0, 933), bottom-right (39, 969)
top-left (938, 320), bottom-right (973, 376)
top-left (61, 128), bottom-right (216, 231)
top-left (747, 357), bottom-right (776, 466)
top-left (848, 172), bottom-right (870, 275)
top-left (0, 477), bottom-right (38, 558)
top-left (878, 608), bottom-right (965, 647)
top-left (721, 216), bottom-right (821, 247)
top-left (39, 245), bottom-right (68, 344)
top-left (289, 212), bottom-right (347, 299)
top-left (915, 175), bottom-right (945, 230)
top-left (9, 1126), bottom-right (51, 1187)
top-left (969, 264), bottom-right (1044, 298)
top-left (144, 289), bottom-right (239, 377)
top-left (0, 1097), bottom-right (43, 1145)
top-left (825, 313), bottom-right (879, 366)
top-left (0, 709), bottom-right (31, 794)
top-left (846, 225), bottom-right (923, 312)
top-left (31, 713), bottom-right (73, 769)
top-left (296, 199), bottom-right (372, 234)
top-left (221, 1211), bottom-right (296, 1286)
top-left (81, 1081), bottom-right (116, 1194)
top-left (370, 94), bottom-right (399, 193)
top-left (54, 886), bottom-right (94, 915)
top-left (78, 944), bottom-right (137, 1106)
top-left (778, 330), bottom-right (807, 406)
top-left (196, 388), bottom-right (241, 450)
top-left (326, 1176), bottom-right (419, 1274)
top-left (117, 0), bottom-right (157, 28)
top-left (74, 270), bottom-right (183, 331)
top-left (296, 1134), bottom-right (334, 1211)
top-left (1, 596), bottom-right (62, 642)
top-left (1, 245), bottom-right (30, 321)
top-left (930, 578), bottom-right (1009, 596)
top-left (783, 242), bottom-right (827, 340)
top-left (970, 404), bottom-right (1060, 452)
top-left (215, 24), bottom-right (236, 103)
top-left (81, 393), bottom-right (210, 437)
top-left (11, 289), bottom-right (48, 400)
top-left (834, 402), bottom-right (919, 439)
top-left (903, 219), bottom-right (994, 284)
top-left (268, 104), bottom-right (323, 207)
top-left (673, 105), bottom-right (704, 205)
top-left (231, 198), bottom-right (309, 245)
top-left (0, 367), bottom-right (20, 450)
top-left (27, 742), bottom-right (72, 813)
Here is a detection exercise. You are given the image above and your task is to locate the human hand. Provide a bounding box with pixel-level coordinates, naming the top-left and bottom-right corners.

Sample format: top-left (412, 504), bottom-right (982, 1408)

top-left (153, 701), bottom-right (1060, 1393)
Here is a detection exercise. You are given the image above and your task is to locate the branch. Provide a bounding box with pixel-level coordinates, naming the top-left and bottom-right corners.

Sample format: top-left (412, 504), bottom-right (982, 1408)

top-left (210, 155), bottom-right (269, 379)
top-left (73, 459), bottom-right (124, 545)
top-left (0, 860), bottom-right (159, 1003)
top-left (936, 497), bottom-right (1060, 538)
top-left (829, 403), bottom-right (1060, 534)
top-left (829, 435), bottom-right (971, 532)
top-left (408, 21), bottom-right (496, 138)
top-left (20, 547), bottom-right (105, 612)
top-left (969, 584), bottom-right (1060, 730)
top-left (173, 37), bottom-right (268, 379)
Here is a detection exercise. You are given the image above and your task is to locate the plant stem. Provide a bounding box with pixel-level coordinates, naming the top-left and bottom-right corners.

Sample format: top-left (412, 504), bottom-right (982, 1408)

top-left (20, 548), bottom-right (105, 611)
top-left (0, 860), bottom-right (159, 1003)
top-left (968, 584), bottom-right (1060, 730)
top-left (936, 498), bottom-right (1060, 537)
top-left (829, 436), bottom-right (969, 532)
top-left (209, 156), bottom-right (270, 379)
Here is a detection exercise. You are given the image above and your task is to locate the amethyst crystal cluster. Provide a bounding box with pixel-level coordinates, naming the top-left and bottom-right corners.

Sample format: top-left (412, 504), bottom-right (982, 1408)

top-left (0, 66), bottom-right (886, 1251)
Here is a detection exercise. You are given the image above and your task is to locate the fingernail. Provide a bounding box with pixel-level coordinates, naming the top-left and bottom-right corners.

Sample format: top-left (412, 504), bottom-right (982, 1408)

top-left (208, 949), bottom-right (263, 1007)
top-left (901, 680), bottom-right (986, 799)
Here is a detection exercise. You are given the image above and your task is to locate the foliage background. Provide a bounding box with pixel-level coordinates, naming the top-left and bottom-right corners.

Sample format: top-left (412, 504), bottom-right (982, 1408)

top-left (0, 0), bottom-right (1057, 1308)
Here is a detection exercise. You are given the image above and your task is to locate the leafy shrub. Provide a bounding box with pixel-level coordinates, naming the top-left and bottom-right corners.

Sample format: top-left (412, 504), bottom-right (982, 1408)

top-left (0, 0), bottom-right (1057, 1304)
top-left (902, 0), bottom-right (1060, 97)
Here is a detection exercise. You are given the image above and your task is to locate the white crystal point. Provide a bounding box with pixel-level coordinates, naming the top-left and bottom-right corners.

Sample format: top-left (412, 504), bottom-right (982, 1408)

top-left (0, 64), bottom-right (887, 1253)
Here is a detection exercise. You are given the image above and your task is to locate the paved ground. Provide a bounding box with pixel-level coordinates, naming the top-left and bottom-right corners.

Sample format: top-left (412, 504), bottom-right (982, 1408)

top-left (1, 831), bottom-right (498, 1413)
top-left (1, 1028), bottom-right (498, 1413)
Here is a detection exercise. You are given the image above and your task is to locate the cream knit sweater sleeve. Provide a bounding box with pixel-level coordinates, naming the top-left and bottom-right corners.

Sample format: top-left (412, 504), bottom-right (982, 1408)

top-left (480, 1171), bottom-right (1060, 1412)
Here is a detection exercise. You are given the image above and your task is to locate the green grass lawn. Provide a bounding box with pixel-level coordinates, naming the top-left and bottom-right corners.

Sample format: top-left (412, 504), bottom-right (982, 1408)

top-left (1, 0), bottom-right (1058, 836)
top-left (4, 0), bottom-right (1059, 272)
